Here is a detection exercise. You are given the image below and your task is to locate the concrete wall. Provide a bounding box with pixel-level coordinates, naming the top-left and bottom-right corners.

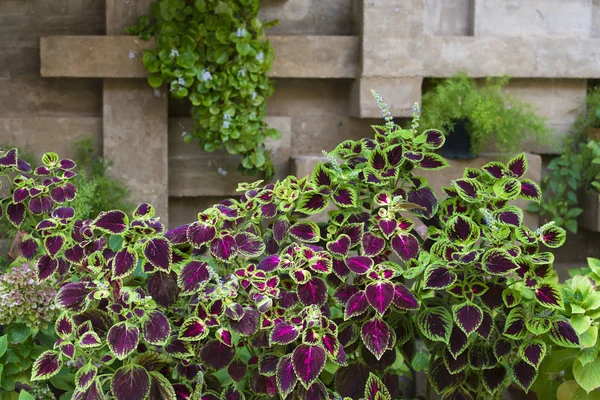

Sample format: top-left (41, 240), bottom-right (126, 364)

top-left (0, 0), bottom-right (599, 263)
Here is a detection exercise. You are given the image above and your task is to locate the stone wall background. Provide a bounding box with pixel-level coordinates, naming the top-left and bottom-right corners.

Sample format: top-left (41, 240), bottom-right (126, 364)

top-left (1, 0), bottom-right (600, 268)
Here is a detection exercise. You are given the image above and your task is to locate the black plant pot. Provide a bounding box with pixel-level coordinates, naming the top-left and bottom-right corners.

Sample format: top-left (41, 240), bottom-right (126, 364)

top-left (439, 118), bottom-right (476, 160)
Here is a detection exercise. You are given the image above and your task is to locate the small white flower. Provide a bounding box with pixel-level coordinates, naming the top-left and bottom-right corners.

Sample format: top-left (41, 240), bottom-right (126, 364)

top-left (236, 28), bottom-right (247, 38)
top-left (217, 168), bottom-right (228, 176)
top-left (200, 69), bottom-right (213, 82)
top-left (238, 69), bottom-right (246, 77)
top-left (170, 48), bottom-right (179, 58)
top-left (249, 112), bottom-right (256, 119)
top-left (181, 131), bottom-right (187, 137)
top-left (256, 51), bottom-right (264, 63)
top-left (251, 91), bottom-right (257, 100)
top-left (128, 51), bottom-right (136, 59)
top-left (178, 77), bottom-right (186, 86)
top-left (153, 88), bottom-right (161, 98)
top-left (222, 121), bottom-right (231, 129)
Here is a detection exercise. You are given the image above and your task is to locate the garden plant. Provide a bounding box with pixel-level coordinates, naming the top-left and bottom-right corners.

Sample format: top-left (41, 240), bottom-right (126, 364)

top-left (0, 94), bottom-right (597, 399)
top-left (420, 73), bottom-right (551, 158)
top-left (127, 0), bottom-right (280, 177)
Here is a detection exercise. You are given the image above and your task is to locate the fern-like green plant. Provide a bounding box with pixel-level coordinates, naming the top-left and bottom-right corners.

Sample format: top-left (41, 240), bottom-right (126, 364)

top-left (420, 73), bottom-right (551, 155)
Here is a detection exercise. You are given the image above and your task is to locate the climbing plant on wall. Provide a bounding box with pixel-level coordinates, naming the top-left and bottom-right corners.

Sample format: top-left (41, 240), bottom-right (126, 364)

top-left (127, 0), bottom-right (279, 176)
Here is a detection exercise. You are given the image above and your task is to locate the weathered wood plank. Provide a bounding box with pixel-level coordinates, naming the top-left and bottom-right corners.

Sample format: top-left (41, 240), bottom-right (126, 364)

top-left (40, 35), bottom-right (360, 79)
top-left (168, 116), bottom-right (291, 197)
top-left (103, 1), bottom-right (170, 223)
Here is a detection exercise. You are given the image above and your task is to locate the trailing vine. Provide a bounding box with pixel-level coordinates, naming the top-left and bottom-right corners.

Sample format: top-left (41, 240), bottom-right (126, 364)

top-left (127, 0), bottom-right (279, 176)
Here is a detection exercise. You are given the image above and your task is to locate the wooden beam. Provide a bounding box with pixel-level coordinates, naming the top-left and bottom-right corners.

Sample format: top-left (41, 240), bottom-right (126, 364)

top-left (40, 35), bottom-right (360, 79)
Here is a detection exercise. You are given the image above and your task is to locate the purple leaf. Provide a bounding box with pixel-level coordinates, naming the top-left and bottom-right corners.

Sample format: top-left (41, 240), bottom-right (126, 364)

top-left (378, 219), bottom-right (397, 238)
top-left (361, 317), bottom-right (391, 360)
top-left (27, 196), bottom-right (53, 215)
top-left (13, 187), bottom-right (29, 203)
top-left (362, 233), bottom-right (385, 256)
top-left (148, 372), bottom-right (176, 400)
top-left (51, 186), bottom-right (67, 203)
top-left (364, 373), bottom-right (392, 400)
top-left (270, 322), bottom-right (299, 345)
top-left (147, 271), bottom-right (179, 307)
top-left (332, 259), bottom-right (350, 279)
top-left (340, 223), bottom-right (364, 246)
top-left (289, 222), bottom-right (320, 243)
top-left (60, 343), bottom-right (75, 359)
top-left (482, 249), bottom-right (518, 275)
top-left (452, 303), bottom-right (483, 336)
top-left (345, 256), bottom-right (373, 274)
top-left (549, 320), bottom-right (579, 348)
top-left (452, 179), bottom-right (480, 202)
top-left (259, 354), bottom-right (279, 375)
top-left (476, 311), bottom-right (493, 339)
top-left (424, 266), bottom-right (456, 289)
top-left (179, 317), bottom-right (207, 341)
top-left (508, 153), bottom-right (528, 178)
top-left (31, 350), bottom-right (62, 381)
top-left (292, 344), bottom-right (326, 389)
top-left (424, 129), bottom-right (445, 149)
top-left (228, 360), bottom-right (248, 382)
top-left (416, 307), bottom-right (452, 343)
top-left (52, 207), bottom-right (75, 220)
top-left (520, 179), bottom-right (542, 202)
top-left (0, 148), bottom-right (17, 166)
top-left (392, 283), bottom-right (419, 310)
top-left (519, 341), bottom-right (546, 369)
top-left (538, 225), bottom-right (566, 248)
top-left (165, 224), bottom-right (189, 245)
top-left (446, 215), bottom-right (479, 245)
top-left (482, 366), bottom-right (506, 394)
top-left (407, 187), bottom-right (438, 219)
top-left (55, 314), bottom-right (74, 338)
top-left (333, 188), bottom-right (356, 207)
top-left (495, 207), bottom-right (522, 227)
top-left (365, 282), bottom-right (394, 316)
top-left (344, 291), bottom-right (369, 320)
top-left (37, 255), bottom-right (59, 281)
top-left (75, 364), bottom-right (98, 392)
top-left (334, 363), bottom-right (370, 399)
top-left (221, 387), bottom-right (244, 400)
top-left (111, 365), bottom-right (150, 400)
top-left (200, 340), bottom-right (236, 370)
top-left (511, 360), bottom-right (537, 393)
top-left (428, 358), bottom-right (464, 394)
top-left (92, 210), bottom-right (128, 234)
top-left (210, 235), bottom-right (237, 261)
top-left (133, 203), bottom-right (154, 218)
top-left (187, 222), bottom-right (216, 248)
top-left (143, 311), bottom-right (171, 345)
top-left (178, 261), bottom-right (212, 294)
top-left (482, 162), bottom-right (505, 179)
top-left (448, 325), bottom-right (468, 358)
top-left (276, 355), bottom-right (297, 398)
top-left (298, 278), bottom-right (327, 306)
top-left (419, 153), bottom-right (448, 170)
top-left (7, 202), bottom-right (25, 227)
top-left (231, 307), bottom-right (259, 336)
top-left (535, 283), bottom-right (564, 309)
top-left (20, 237), bottom-right (38, 259)
top-left (144, 238), bottom-right (171, 272)
top-left (257, 254), bottom-right (280, 272)
top-left (108, 322), bottom-right (140, 360)
top-left (297, 191), bottom-right (328, 214)
top-left (327, 234), bottom-right (351, 256)
top-left (56, 282), bottom-right (89, 311)
top-left (391, 233), bottom-right (419, 261)
top-left (112, 247), bottom-right (138, 279)
top-left (235, 232), bottom-right (265, 257)
top-left (273, 218), bottom-right (290, 243)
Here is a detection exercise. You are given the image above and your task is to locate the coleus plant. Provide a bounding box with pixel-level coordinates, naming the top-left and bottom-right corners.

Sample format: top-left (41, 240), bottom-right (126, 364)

top-left (25, 93), bottom-right (580, 400)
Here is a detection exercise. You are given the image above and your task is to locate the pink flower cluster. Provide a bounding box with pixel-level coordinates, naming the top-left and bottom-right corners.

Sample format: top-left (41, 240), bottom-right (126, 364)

top-left (0, 263), bottom-right (57, 329)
